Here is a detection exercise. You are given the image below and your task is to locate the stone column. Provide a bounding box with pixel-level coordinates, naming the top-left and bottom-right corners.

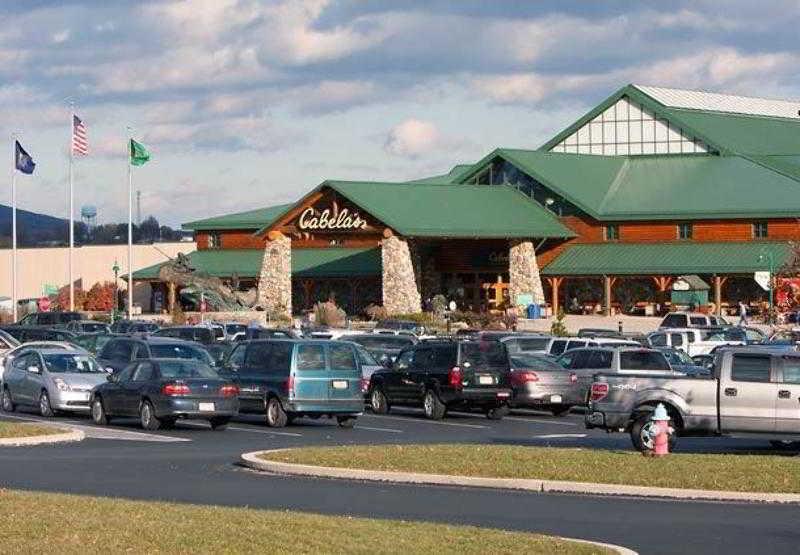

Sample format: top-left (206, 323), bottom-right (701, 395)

top-left (508, 240), bottom-right (545, 306)
top-left (382, 233), bottom-right (422, 314)
top-left (167, 282), bottom-right (176, 313)
top-left (257, 231), bottom-right (292, 318)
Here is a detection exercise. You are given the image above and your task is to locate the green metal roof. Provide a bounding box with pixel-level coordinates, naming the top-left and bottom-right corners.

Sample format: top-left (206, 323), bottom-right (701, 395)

top-left (183, 203), bottom-right (294, 231)
top-left (131, 247), bottom-right (381, 281)
top-left (408, 164), bottom-right (475, 184)
top-left (542, 242), bottom-right (792, 276)
top-left (259, 180), bottom-right (574, 239)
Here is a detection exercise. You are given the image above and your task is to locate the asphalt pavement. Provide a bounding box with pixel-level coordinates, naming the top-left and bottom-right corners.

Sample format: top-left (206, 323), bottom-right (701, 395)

top-left (1, 407), bottom-right (798, 554)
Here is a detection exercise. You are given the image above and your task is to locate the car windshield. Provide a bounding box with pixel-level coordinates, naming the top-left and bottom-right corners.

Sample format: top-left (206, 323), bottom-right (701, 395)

top-left (158, 360), bottom-right (219, 379)
top-left (509, 354), bottom-right (563, 371)
top-left (671, 350), bottom-right (694, 365)
top-left (504, 337), bottom-right (550, 352)
top-left (204, 344), bottom-right (233, 364)
top-left (702, 328), bottom-right (745, 341)
top-left (461, 341), bottom-right (508, 368)
top-left (42, 353), bottom-right (104, 373)
top-left (355, 345), bottom-right (379, 366)
top-left (150, 344), bottom-right (213, 364)
top-left (620, 351), bottom-right (670, 371)
top-left (351, 336), bottom-right (414, 350)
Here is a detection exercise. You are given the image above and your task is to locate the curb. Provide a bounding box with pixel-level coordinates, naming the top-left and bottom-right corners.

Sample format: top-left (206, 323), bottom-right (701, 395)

top-left (241, 450), bottom-right (800, 505)
top-left (0, 428), bottom-right (84, 447)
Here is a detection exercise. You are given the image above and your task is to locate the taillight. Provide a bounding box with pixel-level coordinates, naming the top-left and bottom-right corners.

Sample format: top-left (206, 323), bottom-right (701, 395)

top-left (286, 375), bottom-right (295, 398)
top-left (220, 385), bottom-right (239, 398)
top-left (360, 378), bottom-right (369, 393)
top-left (162, 383), bottom-right (190, 396)
top-left (569, 372), bottom-right (578, 384)
top-left (448, 366), bottom-right (463, 389)
top-left (590, 382), bottom-right (609, 402)
top-left (511, 371), bottom-right (539, 385)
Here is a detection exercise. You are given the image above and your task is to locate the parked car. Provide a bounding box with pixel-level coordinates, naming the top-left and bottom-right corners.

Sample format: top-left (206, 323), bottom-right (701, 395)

top-left (14, 311), bottom-right (82, 328)
top-left (340, 334), bottom-right (419, 366)
top-left (501, 335), bottom-right (552, 357)
top-left (220, 339), bottom-right (364, 428)
top-left (90, 358), bottom-right (239, 430)
top-left (658, 312), bottom-right (729, 328)
top-left (0, 330), bottom-right (20, 368)
top-left (0, 326), bottom-right (77, 344)
top-left (346, 342), bottom-right (383, 399)
top-left (109, 320), bottom-right (161, 334)
top-left (368, 340), bottom-right (512, 420)
top-left (244, 328), bottom-right (298, 340)
top-left (546, 336), bottom-right (640, 357)
top-left (1, 347), bottom-right (107, 416)
top-left (586, 348), bottom-right (800, 451)
top-left (97, 336), bottom-right (216, 374)
top-left (374, 319), bottom-right (426, 336)
top-left (203, 341), bottom-right (236, 367)
top-left (151, 326), bottom-right (216, 344)
top-left (71, 333), bottom-right (120, 355)
top-left (65, 320), bottom-right (111, 334)
top-left (577, 328), bottom-right (623, 339)
top-left (219, 322), bottom-right (247, 341)
top-left (2, 341), bottom-right (82, 383)
top-left (647, 327), bottom-right (747, 356)
top-left (655, 346), bottom-right (709, 376)
top-left (507, 352), bottom-right (580, 416)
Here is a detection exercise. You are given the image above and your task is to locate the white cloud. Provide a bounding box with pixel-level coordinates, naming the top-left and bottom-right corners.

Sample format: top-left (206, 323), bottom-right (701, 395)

top-left (384, 119), bottom-right (442, 158)
top-left (51, 29), bottom-right (70, 44)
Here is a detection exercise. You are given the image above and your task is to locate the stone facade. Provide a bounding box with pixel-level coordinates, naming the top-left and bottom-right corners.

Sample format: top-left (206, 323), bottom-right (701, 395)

top-left (257, 233), bottom-right (292, 318)
top-left (509, 240), bottom-right (545, 306)
top-left (382, 235), bottom-right (422, 314)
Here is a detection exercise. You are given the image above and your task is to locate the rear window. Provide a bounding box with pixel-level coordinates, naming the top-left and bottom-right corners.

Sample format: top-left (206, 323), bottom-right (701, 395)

top-left (150, 344), bottom-right (210, 363)
top-left (549, 340), bottom-right (568, 355)
top-left (350, 336), bottom-right (414, 350)
top-left (158, 360), bottom-right (218, 379)
top-left (296, 344), bottom-right (326, 371)
top-left (505, 337), bottom-right (550, 353)
top-left (329, 344), bottom-right (357, 371)
top-left (565, 340), bottom-right (587, 351)
top-left (509, 354), bottom-right (562, 371)
top-left (620, 351), bottom-right (670, 371)
top-left (82, 322), bottom-right (108, 333)
top-left (459, 342), bottom-right (508, 369)
top-left (689, 316), bottom-right (707, 326)
top-left (661, 314), bottom-right (686, 328)
top-left (42, 354), bottom-right (104, 374)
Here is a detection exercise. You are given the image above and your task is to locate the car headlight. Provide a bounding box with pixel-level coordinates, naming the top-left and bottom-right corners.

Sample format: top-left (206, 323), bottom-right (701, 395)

top-left (53, 378), bottom-right (71, 392)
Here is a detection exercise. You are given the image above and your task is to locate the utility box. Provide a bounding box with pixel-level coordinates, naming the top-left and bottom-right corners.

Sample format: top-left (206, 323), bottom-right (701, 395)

top-left (671, 274), bottom-right (709, 308)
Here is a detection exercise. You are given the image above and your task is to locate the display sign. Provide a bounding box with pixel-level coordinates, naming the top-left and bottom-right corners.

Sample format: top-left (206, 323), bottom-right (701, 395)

top-left (754, 271), bottom-right (771, 291)
top-left (298, 206), bottom-right (367, 231)
top-left (672, 279), bottom-right (690, 291)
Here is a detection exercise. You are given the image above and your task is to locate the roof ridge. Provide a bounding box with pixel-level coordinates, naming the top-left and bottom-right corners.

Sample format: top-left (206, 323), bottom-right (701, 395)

top-left (598, 157), bottom-right (631, 213)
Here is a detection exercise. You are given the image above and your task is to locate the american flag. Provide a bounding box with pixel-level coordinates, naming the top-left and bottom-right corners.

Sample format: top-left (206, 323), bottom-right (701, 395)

top-left (72, 114), bottom-right (88, 156)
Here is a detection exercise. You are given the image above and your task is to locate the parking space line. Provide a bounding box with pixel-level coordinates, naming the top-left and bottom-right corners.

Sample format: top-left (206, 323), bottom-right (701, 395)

top-left (503, 417), bottom-right (579, 427)
top-left (532, 433), bottom-right (588, 439)
top-left (362, 414), bottom-right (488, 429)
top-left (227, 426), bottom-right (303, 437)
top-left (354, 426), bottom-right (403, 433)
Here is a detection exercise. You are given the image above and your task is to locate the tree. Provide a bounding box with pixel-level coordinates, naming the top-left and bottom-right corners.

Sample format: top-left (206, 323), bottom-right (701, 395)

top-left (84, 282), bottom-right (116, 311)
top-left (139, 215), bottom-right (160, 242)
top-left (52, 284), bottom-right (86, 311)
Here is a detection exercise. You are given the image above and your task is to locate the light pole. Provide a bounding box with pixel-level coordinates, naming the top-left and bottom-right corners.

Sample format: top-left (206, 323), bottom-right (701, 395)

top-left (758, 249), bottom-right (775, 323)
top-left (112, 259), bottom-right (120, 324)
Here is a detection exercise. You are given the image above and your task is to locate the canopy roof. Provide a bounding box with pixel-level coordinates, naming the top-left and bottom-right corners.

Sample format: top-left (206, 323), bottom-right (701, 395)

top-left (183, 203), bottom-right (293, 231)
top-left (542, 241), bottom-right (792, 276)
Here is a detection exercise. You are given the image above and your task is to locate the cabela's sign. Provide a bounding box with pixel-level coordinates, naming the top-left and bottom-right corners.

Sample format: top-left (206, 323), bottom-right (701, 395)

top-left (298, 206), bottom-right (368, 231)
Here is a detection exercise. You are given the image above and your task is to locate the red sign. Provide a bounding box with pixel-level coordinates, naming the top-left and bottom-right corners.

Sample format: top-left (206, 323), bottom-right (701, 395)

top-left (37, 297), bottom-right (51, 312)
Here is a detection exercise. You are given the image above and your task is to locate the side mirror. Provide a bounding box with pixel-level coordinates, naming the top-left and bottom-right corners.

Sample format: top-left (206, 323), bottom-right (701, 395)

top-left (106, 373), bottom-right (117, 382)
top-left (27, 366), bottom-right (40, 374)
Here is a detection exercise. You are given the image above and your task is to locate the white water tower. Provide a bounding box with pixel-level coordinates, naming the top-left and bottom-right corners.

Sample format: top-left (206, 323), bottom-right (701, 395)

top-left (81, 205), bottom-right (97, 230)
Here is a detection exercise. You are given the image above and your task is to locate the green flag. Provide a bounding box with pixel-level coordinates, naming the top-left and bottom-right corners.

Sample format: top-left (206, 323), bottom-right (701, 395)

top-left (130, 138), bottom-right (150, 166)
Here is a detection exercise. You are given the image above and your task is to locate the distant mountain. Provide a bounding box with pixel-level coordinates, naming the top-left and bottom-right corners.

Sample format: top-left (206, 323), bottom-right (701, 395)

top-left (0, 203), bottom-right (68, 247)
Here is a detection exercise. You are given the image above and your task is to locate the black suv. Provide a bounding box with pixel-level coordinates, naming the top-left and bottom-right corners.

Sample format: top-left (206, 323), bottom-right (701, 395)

top-left (151, 326), bottom-right (216, 344)
top-left (15, 312), bottom-right (81, 328)
top-left (97, 336), bottom-right (215, 374)
top-left (0, 326), bottom-right (77, 344)
top-left (368, 340), bottom-right (512, 420)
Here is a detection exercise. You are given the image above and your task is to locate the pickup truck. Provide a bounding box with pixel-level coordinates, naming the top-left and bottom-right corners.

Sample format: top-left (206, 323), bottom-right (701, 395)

top-left (585, 348), bottom-right (800, 452)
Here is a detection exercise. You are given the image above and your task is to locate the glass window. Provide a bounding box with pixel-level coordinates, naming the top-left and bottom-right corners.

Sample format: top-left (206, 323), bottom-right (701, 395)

top-left (103, 340), bottom-right (133, 362)
top-left (570, 350), bottom-right (592, 370)
top-left (753, 221), bottom-right (768, 239)
top-left (649, 334), bottom-right (667, 347)
top-left (661, 314), bottom-right (686, 328)
top-left (266, 342), bottom-right (293, 373)
top-left (394, 350), bottom-right (415, 371)
top-left (731, 355), bottom-right (771, 383)
top-left (587, 350), bottom-right (613, 369)
top-left (208, 232), bottom-right (222, 249)
top-left (355, 345), bottom-right (379, 366)
top-left (150, 344), bottom-right (212, 364)
top-left (158, 360), bottom-right (218, 379)
top-left (226, 345), bottom-right (246, 369)
top-left (131, 362), bottom-right (154, 382)
top-left (42, 354), bottom-right (103, 374)
top-left (745, 328), bottom-right (765, 342)
top-left (605, 224), bottom-right (619, 241)
top-left (509, 354), bottom-right (563, 371)
top-left (329, 344), bottom-right (357, 371)
top-left (504, 337), bottom-right (551, 353)
top-left (433, 345), bottom-right (457, 369)
top-left (296, 344), bottom-right (326, 371)
top-left (565, 340), bottom-right (588, 351)
top-left (670, 333), bottom-right (684, 347)
top-left (620, 351), bottom-right (670, 371)
top-left (459, 342), bottom-right (508, 369)
top-left (677, 223), bottom-right (693, 240)
top-left (549, 340), bottom-right (568, 355)
top-left (244, 342), bottom-right (273, 373)
top-left (782, 359), bottom-right (800, 384)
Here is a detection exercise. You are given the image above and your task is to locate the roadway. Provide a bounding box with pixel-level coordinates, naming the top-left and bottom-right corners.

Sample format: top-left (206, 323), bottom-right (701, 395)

top-left (0, 408), bottom-right (797, 554)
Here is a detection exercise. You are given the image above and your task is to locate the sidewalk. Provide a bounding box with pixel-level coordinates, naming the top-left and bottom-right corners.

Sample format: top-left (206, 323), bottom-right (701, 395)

top-left (517, 315), bottom-right (661, 335)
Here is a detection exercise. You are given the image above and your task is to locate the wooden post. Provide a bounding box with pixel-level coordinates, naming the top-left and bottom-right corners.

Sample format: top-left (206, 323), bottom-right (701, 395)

top-left (603, 275), bottom-right (612, 316)
top-left (547, 276), bottom-right (563, 316)
top-left (714, 275), bottom-right (722, 316)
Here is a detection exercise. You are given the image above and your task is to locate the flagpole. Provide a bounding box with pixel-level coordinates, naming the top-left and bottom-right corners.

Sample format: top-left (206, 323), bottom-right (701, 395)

top-left (68, 104), bottom-right (75, 312)
top-left (11, 138), bottom-right (17, 322)
top-left (127, 138), bottom-right (133, 321)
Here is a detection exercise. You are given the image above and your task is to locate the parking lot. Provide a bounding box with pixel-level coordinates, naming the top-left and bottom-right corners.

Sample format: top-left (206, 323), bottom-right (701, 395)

top-left (1, 406), bottom-right (798, 555)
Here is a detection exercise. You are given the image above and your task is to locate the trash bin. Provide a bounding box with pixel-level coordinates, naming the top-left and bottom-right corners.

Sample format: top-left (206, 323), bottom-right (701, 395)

top-left (526, 304), bottom-right (541, 319)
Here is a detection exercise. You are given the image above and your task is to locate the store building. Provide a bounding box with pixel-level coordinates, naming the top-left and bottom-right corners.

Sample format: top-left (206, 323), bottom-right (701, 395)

top-left (133, 84), bottom-right (800, 317)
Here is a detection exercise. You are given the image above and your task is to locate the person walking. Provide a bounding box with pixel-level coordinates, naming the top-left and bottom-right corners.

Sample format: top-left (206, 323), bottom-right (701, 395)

top-left (738, 301), bottom-right (748, 326)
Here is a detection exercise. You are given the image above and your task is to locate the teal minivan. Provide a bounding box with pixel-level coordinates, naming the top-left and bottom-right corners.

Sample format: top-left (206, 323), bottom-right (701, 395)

top-left (221, 339), bottom-right (364, 427)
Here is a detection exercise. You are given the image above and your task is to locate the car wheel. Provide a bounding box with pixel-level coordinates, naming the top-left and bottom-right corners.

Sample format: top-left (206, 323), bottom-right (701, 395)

top-left (39, 391), bottom-right (54, 418)
top-left (336, 415), bottom-right (356, 428)
top-left (1, 388), bottom-right (15, 413)
top-left (160, 417), bottom-right (177, 430)
top-left (550, 405), bottom-right (572, 417)
top-left (423, 389), bottom-right (446, 420)
top-left (486, 405), bottom-right (509, 420)
top-left (265, 397), bottom-right (288, 428)
top-left (209, 417), bottom-right (230, 431)
top-left (370, 387), bottom-right (390, 414)
top-left (91, 397), bottom-right (109, 425)
top-left (769, 440), bottom-right (800, 450)
top-left (139, 400), bottom-right (162, 431)
top-left (630, 412), bottom-right (678, 453)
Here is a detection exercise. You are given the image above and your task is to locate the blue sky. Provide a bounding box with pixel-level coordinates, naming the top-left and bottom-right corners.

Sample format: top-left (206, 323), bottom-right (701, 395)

top-left (4, 0), bottom-right (800, 226)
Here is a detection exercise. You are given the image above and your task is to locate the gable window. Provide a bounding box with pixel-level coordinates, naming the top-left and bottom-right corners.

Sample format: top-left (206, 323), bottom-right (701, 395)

top-left (605, 224), bottom-right (619, 241)
top-left (677, 223), bottom-right (693, 240)
top-left (752, 222), bottom-right (768, 239)
top-left (207, 232), bottom-right (222, 249)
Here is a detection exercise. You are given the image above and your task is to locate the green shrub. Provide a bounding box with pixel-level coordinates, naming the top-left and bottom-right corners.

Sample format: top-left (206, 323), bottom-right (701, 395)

top-left (550, 309), bottom-right (568, 336)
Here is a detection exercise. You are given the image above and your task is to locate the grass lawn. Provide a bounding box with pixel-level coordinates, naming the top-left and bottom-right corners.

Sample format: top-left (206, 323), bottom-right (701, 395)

top-left (0, 422), bottom-right (65, 439)
top-left (261, 444), bottom-right (800, 494)
top-left (0, 489), bottom-right (608, 554)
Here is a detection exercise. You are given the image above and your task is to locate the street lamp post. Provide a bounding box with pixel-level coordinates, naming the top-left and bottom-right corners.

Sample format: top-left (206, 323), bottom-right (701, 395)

top-left (112, 260), bottom-right (120, 324)
top-left (758, 249), bottom-right (775, 324)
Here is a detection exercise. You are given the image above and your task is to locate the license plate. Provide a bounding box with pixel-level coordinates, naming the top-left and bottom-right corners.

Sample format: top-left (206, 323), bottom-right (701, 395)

top-left (497, 391), bottom-right (510, 398)
top-left (478, 375), bottom-right (494, 385)
top-left (332, 380), bottom-right (348, 390)
top-left (550, 395), bottom-right (563, 404)
top-left (198, 402), bottom-right (215, 412)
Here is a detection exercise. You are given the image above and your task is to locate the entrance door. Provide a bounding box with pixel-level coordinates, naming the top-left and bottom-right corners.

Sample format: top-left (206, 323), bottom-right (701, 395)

top-left (719, 353), bottom-right (776, 433)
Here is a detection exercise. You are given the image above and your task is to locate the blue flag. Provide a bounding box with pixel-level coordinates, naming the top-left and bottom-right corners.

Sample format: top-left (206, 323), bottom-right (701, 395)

top-left (15, 140), bottom-right (35, 174)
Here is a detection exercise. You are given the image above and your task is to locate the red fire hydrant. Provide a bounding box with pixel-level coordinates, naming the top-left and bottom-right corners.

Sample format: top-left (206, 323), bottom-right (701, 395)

top-left (650, 403), bottom-right (673, 456)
